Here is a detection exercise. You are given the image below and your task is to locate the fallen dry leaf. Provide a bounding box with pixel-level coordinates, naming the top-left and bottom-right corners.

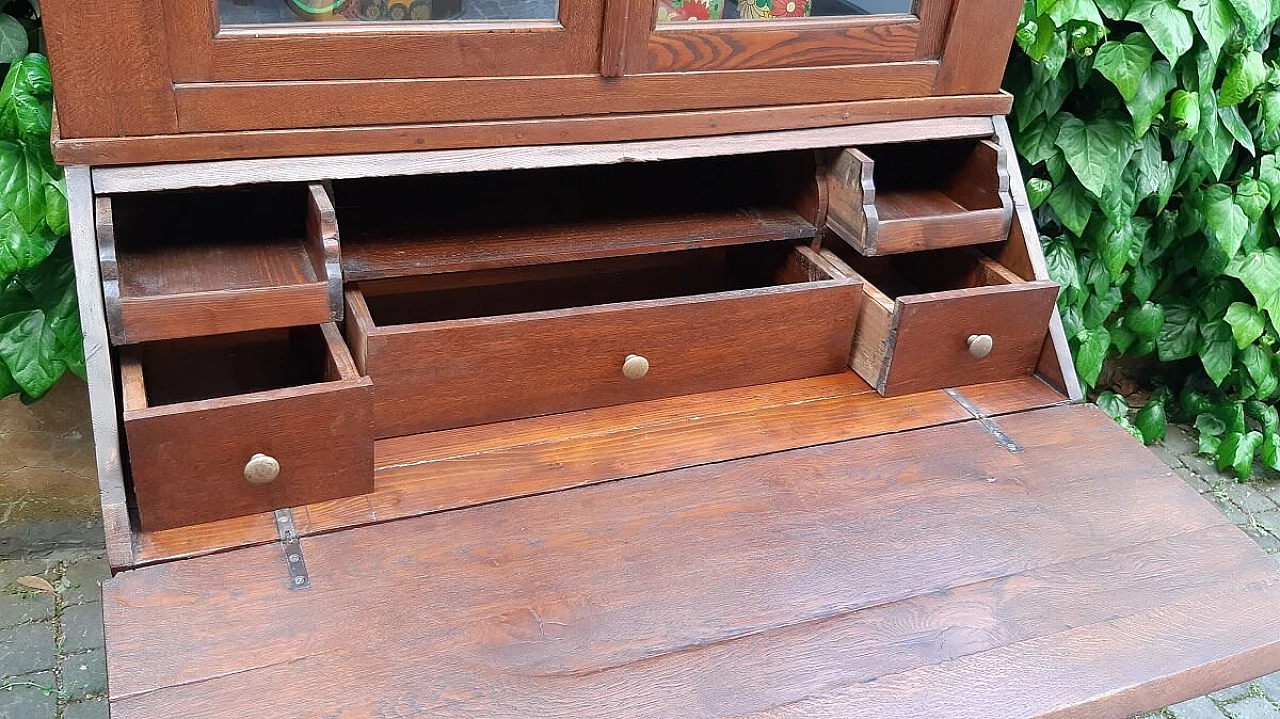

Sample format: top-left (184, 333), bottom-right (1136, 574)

top-left (16, 575), bottom-right (55, 593)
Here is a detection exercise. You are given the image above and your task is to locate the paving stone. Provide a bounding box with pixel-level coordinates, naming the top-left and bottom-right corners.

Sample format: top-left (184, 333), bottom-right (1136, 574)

top-left (1182, 451), bottom-right (1224, 481)
top-left (1222, 482), bottom-right (1279, 513)
top-left (1151, 444), bottom-right (1186, 470)
top-left (60, 648), bottom-right (106, 700)
top-left (1175, 464), bottom-right (1217, 493)
top-left (1223, 697), bottom-right (1280, 718)
top-left (1253, 671), bottom-right (1280, 699)
top-left (62, 698), bottom-right (109, 719)
top-left (1169, 695), bottom-right (1230, 718)
top-left (1162, 426), bottom-right (1199, 456)
top-left (60, 556), bottom-right (108, 606)
top-left (0, 623), bottom-right (54, 676)
top-left (0, 670), bottom-right (56, 719)
top-left (1211, 681), bottom-right (1257, 701)
top-left (0, 588), bottom-right (52, 628)
top-left (59, 603), bottom-right (104, 654)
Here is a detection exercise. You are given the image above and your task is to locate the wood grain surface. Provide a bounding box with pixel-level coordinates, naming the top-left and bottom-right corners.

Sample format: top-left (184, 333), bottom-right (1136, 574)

top-left (123, 373), bottom-right (1066, 568)
top-left (350, 245), bottom-right (862, 437)
top-left (102, 404), bottom-right (1280, 718)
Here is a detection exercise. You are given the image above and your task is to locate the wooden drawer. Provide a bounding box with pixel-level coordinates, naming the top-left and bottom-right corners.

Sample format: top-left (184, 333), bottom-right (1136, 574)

top-left (99, 183), bottom-right (343, 344)
top-left (120, 323), bottom-right (373, 531)
top-left (826, 245), bottom-right (1058, 396)
top-left (827, 139), bottom-right (1013, 256)
top-left (346, 243), bottom-right (863, 438)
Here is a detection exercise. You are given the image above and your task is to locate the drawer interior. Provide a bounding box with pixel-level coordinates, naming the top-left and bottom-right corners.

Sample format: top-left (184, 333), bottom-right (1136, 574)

top-left (833, 245), bottom-right (1025, 304)
top-left (102, 184), bottom-right (341, 344)
top-left (827, 138), bottom-right (1012, 256)
top-left (126, 325), bottom-right (346, 407)
top-left (359, 241), bottom-right (830, 326)
top-left (335, 152), bottom-right (822, 279)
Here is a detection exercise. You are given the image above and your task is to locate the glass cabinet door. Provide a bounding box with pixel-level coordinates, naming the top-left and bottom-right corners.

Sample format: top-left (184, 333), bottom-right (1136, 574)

top-left (219, 0), bottom-right (557, 25)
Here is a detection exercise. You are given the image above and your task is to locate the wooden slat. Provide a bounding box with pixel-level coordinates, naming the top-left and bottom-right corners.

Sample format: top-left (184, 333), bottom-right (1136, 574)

top-left (104, 404), bottom-right (1280, 718)
top-left (342, 207), bottom-right (816, 280)
top-left (124, 373), bottom-right (1064, 567)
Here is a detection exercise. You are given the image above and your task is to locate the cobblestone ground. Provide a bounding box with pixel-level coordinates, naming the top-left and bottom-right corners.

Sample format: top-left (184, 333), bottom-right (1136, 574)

top-left (5, 390), bottom-right (1280, 718)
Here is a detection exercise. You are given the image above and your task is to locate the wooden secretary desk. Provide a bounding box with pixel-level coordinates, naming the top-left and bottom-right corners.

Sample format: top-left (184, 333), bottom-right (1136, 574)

top-left (40, 0), bottom-right (1280, 715)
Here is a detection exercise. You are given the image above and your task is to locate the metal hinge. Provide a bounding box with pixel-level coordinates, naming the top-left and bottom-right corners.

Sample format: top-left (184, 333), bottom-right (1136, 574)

top-left (274, 508), bottom-right (311, 590)
top-left (944, 387), bottom-right (1023, 454)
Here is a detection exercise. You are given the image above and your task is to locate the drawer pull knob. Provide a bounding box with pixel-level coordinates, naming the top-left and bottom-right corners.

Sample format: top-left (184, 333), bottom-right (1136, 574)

top-left (623, 354), bottom-right (650, 380)
top-left (244, 453), bottom-right (281, 485)
top-left (967, 334), bottom-right (994, 359)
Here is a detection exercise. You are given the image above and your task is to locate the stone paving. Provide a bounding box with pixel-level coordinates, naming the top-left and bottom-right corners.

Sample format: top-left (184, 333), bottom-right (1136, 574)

top-left (6, 384), bottom-right (1280, 718)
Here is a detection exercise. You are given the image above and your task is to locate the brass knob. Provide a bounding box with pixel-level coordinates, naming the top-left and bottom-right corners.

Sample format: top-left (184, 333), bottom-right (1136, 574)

top-left (622, 354), bottom-right (650, 380)
top-left (244, 453), bottom-right (280, 485)
top-left (967, 334), bottom-right (994, 359)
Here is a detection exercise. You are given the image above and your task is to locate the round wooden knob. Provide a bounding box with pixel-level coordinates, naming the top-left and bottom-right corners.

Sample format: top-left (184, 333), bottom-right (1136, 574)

top-left (967, 334), bottom-right (994, 359)
top-left (244, 453), bottom-right (280, 485)
top-left (622, 354), bottom-right (650, 380)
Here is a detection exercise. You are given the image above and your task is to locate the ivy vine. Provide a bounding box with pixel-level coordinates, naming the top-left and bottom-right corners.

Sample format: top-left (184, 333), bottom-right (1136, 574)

top-left (1008, 0), bottom-right (1280, 478)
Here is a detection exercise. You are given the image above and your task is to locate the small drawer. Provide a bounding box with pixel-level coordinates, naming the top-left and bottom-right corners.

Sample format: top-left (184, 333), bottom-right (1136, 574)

top-left (346, 243), bottom-right (863, 438)
top-left (827, 139), bottom-right (1013, 256)
top-left (826, 245), bottom-right (1058, 396)
top-left (119, 323), bottom-right (373, 531)
top-left (99, 183), bottom-right (343, 345)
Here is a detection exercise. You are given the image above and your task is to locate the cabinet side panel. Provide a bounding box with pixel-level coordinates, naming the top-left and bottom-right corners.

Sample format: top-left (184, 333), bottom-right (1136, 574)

top-left (931, 0), bottom-right (1022, 94)
top-left (43, 0), bottom-right (178, 138)
top-left (66, 166), bottom-right (135, 568)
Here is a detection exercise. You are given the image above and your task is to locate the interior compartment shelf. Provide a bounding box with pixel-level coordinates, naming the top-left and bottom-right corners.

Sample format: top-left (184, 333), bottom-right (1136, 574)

top-left (826, 138), bottom-right (1013, 256)
top-left (100, 183), bottom-right (343, 344)
top-left (335, 152), bottom-right (822, 280)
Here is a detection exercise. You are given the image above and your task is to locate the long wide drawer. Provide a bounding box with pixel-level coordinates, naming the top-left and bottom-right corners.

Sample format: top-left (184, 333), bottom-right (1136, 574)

top-left (119, 323), bottom-right (374, 531)
top-left (346, 243), bottom-right (863, 437)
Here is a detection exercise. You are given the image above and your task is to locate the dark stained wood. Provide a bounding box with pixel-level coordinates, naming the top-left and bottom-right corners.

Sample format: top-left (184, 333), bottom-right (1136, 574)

top-left (41, 0), bottom-right (177, 138)
top-left (102, 185), bottom-right (338, 344)
top-left (829, 246), bottom-right (1058, 396)
top-left (172, 63), bottom-right (940, 132)
top-left (348, 244), bottom-right (862, 437)
top-left (645, 16), bottom-right (921, 72)
top-left (123, 372), bottom-right (1070, 568)
top-left (102, 405), bottom-right (1280, 718)
top-left (54, 96), bottom-right (1013, 167)
top-left (827, 139), bottom-right (1013, 255)
top-left (337, 153), bottom-right (819, 279)
top-left (932, 0), bottom-right (1023, 95)
top-left (120, 324), bottom-right (374, 531)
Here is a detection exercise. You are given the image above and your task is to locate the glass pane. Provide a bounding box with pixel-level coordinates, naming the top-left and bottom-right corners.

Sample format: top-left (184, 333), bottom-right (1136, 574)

top-left (657, 0), bottom-right (911, 21)
top-left (219, 0), bottom-right (557, 25)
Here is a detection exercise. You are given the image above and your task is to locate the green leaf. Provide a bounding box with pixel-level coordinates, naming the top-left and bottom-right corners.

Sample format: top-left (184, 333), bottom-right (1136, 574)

top-left (1135, 399), bottom-right (1168, 443)
top-left (1075, 327), bottom-right (1111, 388)
top-left (0, 211), bottom-right (53, 284)
top-left (1225, 0), bottom-right (1268, 39)
top-left (1046, 0), bottom-right (1107, 27)
top-left (1203, 183), bottom-right (1249, 256)
top-left (1216, 430), bottom-right (1264, 478)
top-left (1099, 219), bottom-right (1134, 280)
top-left (1246, 398), bottom-right (1279, 434)
top-left (1027, 178), bottom-right (1053, 209)
top-left (1096, 390), bottom-right (1129, 419)
top-left (43, 182), bottom-right (67, 238)
top-left (1216, 398), bottom-right (1248, 433)
top-left (0, 141), bottom-right (47, 234)
top-left (1178, 0), bottom-right (1233, 61)
top-left (1236, 177), bottom-right (1270, 222)
top-left (1225, 302), bottom-right (1266, 348)
top-left (1047, 178), bottom-right (1094, 236)
top-left (1259, 154), bottom-right (1280, 209)
top-left (1097, 0), bottom-right (1132, 17)
top-left (1171, 89), bottom-right (1201, 139)
top-left (1127, 62), bottom-right (1176, 137)
top-left (1195, 101), bottom-right (1235, 179)
top-left (1129, 259), bottom-right (1158, 302)
top-left (1094, 34), bottom-right (1156, 101)
top-left (1220, 50), bottom-right (1267, 106)
top-left (1159, 301), bottom-right (1201, 360)
top-left (1196, 411), bottom-right (1228, 436)
top-left (1199, 318), bottom-right (1235, 385)
top-left (1242, 342), bottom-right (1274, 386)
top-left (0, 16), bottom-right (29, 66)
top-left (1085, 285), bottom-right (1124, 328)
top-left (1126, 301), bottom-right (1165, 338)
top-left (1056, 115), bottom-right (1136, 196)
top-left (1017, 116), bottom-right (1065, 165)
top-left (1261, 433), bottom-right (1280, 471)
top-left (1219, 106), bottom-right (1255, 155)
top-left (1225, 248), bottom-right (1280, 328)
top-left (1125, 0), bottom-right (1194, 65)
top-left (1260, 93), bottom-right (1280, 150)
top-left (1044, 236), bottom-right (1081, 293)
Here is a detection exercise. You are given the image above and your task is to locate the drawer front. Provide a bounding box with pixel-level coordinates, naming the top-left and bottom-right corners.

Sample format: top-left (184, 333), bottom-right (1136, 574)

top-left (881, 282), bottom-right (1058, 396)
top-left (352, 282), bottom-right (862, 438)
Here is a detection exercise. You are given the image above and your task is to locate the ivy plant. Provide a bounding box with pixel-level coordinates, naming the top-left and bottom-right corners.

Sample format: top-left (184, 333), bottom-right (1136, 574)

top-left (1008, 0), bottom-right (1280, 477)
top-left (0, 53), bottom-right (79, 403)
